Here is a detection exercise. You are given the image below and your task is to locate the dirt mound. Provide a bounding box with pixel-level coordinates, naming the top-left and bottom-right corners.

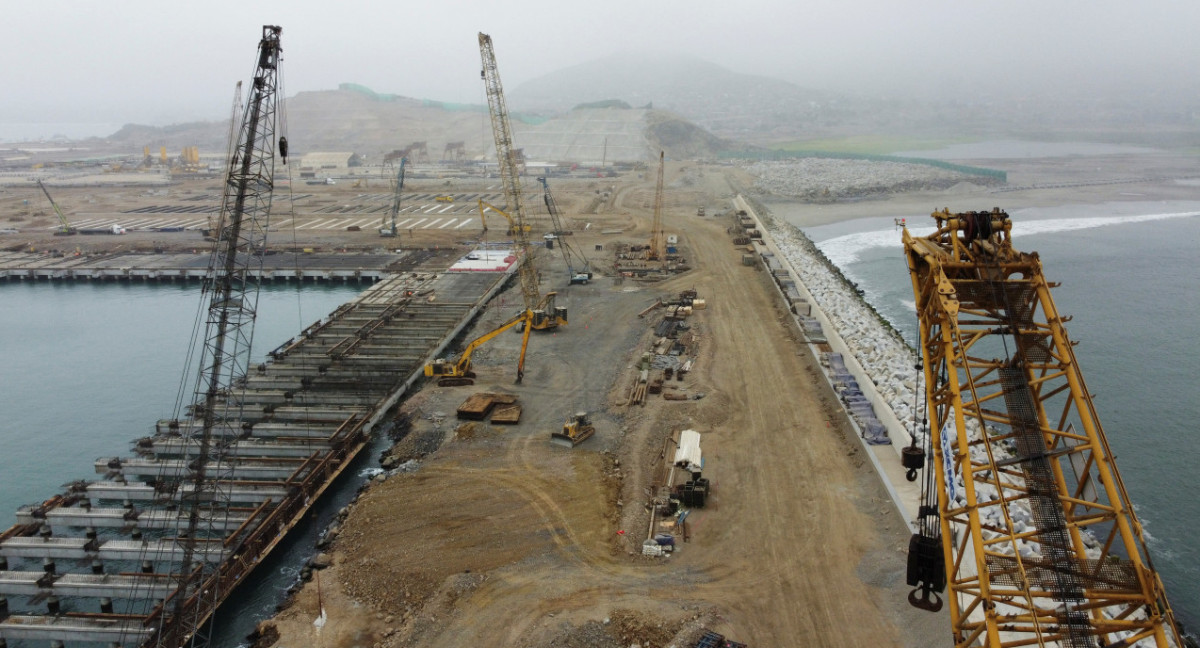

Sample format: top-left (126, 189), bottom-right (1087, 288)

top-left (646, 111), bottom-right (734, 160)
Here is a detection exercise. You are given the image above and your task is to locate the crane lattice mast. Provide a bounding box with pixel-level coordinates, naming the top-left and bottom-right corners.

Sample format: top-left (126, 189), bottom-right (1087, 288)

top-left (648, 151), bottom-right (665, 263)
top-left (478, 32), bottom-right (539, 310)
top-left (538, 176), bottom-right (592, 284)
top-left (902, 209), bottom-right (1182, 648)
top-left (380, 157), bottom-right (406, 237)
top-left (478, 32), bottom-right (567, 382)
top-left (151, 25), bottom-right (285, 648)
top-left (37, 180), bottom-right (76, 235)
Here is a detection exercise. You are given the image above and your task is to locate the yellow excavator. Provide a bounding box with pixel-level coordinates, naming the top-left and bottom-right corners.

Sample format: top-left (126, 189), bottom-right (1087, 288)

top-left (424, 310), bottom-right (531, 386)
top-left (477, 199), bottom-right (529, 235)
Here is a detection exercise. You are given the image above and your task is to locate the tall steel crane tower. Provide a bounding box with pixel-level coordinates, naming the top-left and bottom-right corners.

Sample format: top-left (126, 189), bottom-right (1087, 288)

top-left (902, 209), bottom-right (1182, 648)
top-left (479, 32), bottom-right (565, 381)
top-left (380, 157), bottom-right (406, 237)
top-left (537, 176), bottom-right (593, 285)
top-left (151, 25), bottom-right (286, 648)
top-left (37, 180), bottom-right (76, 235)
top-left (647, 151), bottom-right (665, 263)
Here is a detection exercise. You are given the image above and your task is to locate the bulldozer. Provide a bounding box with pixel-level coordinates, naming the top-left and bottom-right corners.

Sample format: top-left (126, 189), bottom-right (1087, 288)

top-left (551, 412), bottom-right (595, 447)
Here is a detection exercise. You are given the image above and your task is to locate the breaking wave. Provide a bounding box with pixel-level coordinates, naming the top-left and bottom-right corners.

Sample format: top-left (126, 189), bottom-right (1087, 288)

top-left (816, 210), bottom-right (1200, 267)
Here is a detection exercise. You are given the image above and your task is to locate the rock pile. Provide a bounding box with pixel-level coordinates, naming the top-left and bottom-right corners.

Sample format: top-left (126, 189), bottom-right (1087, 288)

top-left (765, 220), bottom-right (925, 440)
top-left (765, 217), bottom-right (1111, 564)
top-left (746, 159), bottom-right (982, 202)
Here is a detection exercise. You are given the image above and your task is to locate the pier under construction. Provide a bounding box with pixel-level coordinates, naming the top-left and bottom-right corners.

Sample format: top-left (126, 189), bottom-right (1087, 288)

top-left (0, 266), bottom-right (510, 646)
top-left (0, 24), bottom-right (522, 647)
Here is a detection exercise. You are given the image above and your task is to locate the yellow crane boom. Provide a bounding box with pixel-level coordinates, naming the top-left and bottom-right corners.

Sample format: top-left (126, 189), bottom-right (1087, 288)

top-left (478, 31), bottom-right (565, 384)
top-left (479, 32), bottom-right (540, 312)
top-left (902, 208), bottom-right (1181, 647)
top-left (648, 150), bottom-right (665, 262)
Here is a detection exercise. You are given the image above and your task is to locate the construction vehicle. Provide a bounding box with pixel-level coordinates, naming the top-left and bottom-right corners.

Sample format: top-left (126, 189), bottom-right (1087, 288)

top-left (435, 195), bottom-right (454, 202)
top-left (477, 199), bottom-right (530, 235)
top-left (537, 176), bottom-right (593, 285)
top-left (380, 157), bottom-right (406, 237)
top-left (647, 151), bottom-right (665, 263)
top-left (902, 208), bottom-right (1183, 647)
top-left (424, 310), bottom-right (530, 386)
top-left (37, 180), bottom-right (76, 235)
top-left (479, 32), bottom-right (567, 380)
top-left (551, 411), bottom-right (595, 447)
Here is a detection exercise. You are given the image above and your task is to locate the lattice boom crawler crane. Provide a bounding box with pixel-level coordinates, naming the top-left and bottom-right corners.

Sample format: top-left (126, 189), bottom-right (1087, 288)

top-left (478, 31), bottom-right (566, 382)
top-left (902, 208), bottom-right (1183, 648)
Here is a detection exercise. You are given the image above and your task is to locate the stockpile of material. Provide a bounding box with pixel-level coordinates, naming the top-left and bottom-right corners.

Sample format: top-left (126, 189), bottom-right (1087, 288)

top-left (746, 158), bottom-right (979, 202)
top-left (627, 291), bottom-right (705, 406)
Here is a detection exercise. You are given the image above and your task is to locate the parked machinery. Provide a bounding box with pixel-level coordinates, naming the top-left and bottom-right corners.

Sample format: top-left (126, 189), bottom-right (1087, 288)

top-left (550, 411), bottom-right (595, 447)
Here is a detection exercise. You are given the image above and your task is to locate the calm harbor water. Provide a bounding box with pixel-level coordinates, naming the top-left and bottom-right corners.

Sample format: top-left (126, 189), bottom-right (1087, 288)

top-left (792, 202), bottom-right (1200, 633)
top-left (0, 281), bottom-right (374, 646)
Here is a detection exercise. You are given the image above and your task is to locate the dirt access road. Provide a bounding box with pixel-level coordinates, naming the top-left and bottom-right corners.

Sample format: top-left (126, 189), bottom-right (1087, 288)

top-left (262, 165), bottom-right (946, 648)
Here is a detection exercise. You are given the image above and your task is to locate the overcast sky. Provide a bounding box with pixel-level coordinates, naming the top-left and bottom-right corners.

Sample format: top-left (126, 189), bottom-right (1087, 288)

top-left (3, 0), bottom-right (1198, 132)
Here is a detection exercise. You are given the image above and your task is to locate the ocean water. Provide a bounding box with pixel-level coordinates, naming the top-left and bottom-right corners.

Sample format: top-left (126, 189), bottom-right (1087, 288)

top-left (795, 202), bottom-right (1200, 633)
top-left (0, 281), bottom-right (377, 646)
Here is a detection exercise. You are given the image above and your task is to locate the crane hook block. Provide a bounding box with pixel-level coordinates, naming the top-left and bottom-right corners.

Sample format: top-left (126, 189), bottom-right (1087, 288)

top-left (278, 137), bottom-right (288, 165)
top-left (901, 445), bottom-right (925, 482)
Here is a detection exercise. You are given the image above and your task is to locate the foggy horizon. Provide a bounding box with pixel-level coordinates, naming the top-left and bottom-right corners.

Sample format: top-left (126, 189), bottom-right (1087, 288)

top-left (3, 0), bottom-right (1199, 130)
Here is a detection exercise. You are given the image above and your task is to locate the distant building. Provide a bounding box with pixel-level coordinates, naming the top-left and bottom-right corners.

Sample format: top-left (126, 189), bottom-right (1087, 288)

top-left (299, 152), bottom-right (355, 170)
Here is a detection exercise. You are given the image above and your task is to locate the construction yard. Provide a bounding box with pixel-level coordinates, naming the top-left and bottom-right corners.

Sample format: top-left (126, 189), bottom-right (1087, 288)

top-left (203, 164), bottom-right (946, 648)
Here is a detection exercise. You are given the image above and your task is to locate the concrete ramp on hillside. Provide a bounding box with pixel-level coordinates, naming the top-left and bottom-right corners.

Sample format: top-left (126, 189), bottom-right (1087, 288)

top-left (512, 108), bottom-right (651, 164)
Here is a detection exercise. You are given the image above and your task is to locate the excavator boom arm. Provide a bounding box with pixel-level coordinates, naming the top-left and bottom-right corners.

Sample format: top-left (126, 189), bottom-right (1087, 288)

top-left (453, 310), bottom-right (526, 374)
top-left (478, 199), bottom-right (526, 234)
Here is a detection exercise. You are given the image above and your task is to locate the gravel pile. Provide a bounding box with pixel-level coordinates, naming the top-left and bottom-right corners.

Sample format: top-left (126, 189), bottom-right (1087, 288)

top-left (746, 158), bottom-right (984, 202)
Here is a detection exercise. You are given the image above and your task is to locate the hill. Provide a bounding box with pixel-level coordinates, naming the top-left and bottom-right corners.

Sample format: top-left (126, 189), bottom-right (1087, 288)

top-left (96, 85), bottom-right (732, 164)
top-left (508, 52), bottom-right (842, 142)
